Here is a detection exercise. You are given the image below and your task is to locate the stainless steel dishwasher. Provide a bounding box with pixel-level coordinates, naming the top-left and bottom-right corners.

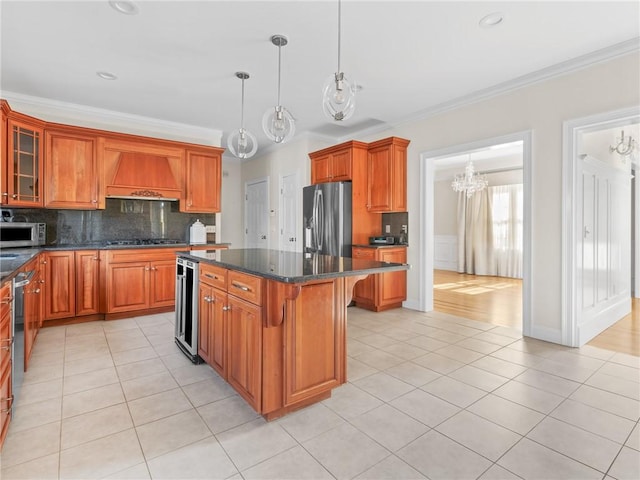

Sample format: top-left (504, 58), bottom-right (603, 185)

top-left (175, 257), bottom-right (200, 363)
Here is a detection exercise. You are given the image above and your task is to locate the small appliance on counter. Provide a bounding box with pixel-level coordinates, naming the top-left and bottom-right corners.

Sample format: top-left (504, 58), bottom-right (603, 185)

top-left (0, 222), bottom-right (46, 247)
top-left (369, 236), bottom-right (395, 245)
top-left (189, 219), bottom-right (206, 244)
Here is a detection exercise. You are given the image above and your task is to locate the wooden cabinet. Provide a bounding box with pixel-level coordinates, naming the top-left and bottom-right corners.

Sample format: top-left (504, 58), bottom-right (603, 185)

top-left (44, 128), bottom-right (102, 209)
top-left (0, 281), bottom-right (12, 449)
top-left (367, 137), bottom-right (409, 212)
top-left (5, 116), bottom-right (45, 207)
top-left (75, 250), bottom-right (101, 316)
top-left (352, 246), bottom-right (407, 311)
top-left (44, 251), bottom-right (76, 320)
top-left (1, 101), bottom-right (9, 203)
top-left (198, 263), bottom-right (263, 411)
top-left (183, 147), bottom-right (223, 213)
top-left (105, 248), bottom-right (179, 313)
top-left (0, 361), bottom-right (11, 450)
top-left (22, 257), bottom-right (43, 370)
top-left (309, 141), bottom-right (367, 184)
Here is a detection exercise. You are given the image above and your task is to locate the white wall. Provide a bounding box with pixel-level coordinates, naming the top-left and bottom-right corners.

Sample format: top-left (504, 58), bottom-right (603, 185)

top-left (219, 160), bottom-right (243, 247)
top-left (355, 52), bottom-right (639, 340)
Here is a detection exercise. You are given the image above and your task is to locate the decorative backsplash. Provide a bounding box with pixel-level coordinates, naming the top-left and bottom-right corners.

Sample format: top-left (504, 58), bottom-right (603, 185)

top-left (8, 199), bottom-right (215, 245)
top-left (381, 212), bottom-right (408, 243)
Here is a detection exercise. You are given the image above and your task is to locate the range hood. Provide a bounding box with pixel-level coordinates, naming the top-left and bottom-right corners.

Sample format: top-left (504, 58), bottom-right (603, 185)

top-left (105, 152), bottom-right (182, 201)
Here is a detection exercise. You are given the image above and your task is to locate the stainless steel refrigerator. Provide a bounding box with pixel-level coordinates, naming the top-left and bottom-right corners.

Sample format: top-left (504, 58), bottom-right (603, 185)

top-left (303, 182), bottom-right (352, 257)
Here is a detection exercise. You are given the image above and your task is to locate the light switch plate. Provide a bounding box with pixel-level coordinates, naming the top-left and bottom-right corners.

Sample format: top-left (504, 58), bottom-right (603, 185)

top-left (385, 224), bottom-right (391, 233)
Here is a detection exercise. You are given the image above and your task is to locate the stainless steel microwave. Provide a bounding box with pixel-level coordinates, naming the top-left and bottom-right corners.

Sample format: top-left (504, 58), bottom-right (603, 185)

top-left (0, 222), bottom-right (46, 247)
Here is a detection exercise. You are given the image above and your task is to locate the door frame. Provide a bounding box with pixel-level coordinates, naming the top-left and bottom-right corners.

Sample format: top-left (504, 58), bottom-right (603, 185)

top-left (419, 130), bottom-right (532, 337)
top-left (244, 176), bottom-right (270, 248)
top-left (562, 106), bottom-right (639, 346)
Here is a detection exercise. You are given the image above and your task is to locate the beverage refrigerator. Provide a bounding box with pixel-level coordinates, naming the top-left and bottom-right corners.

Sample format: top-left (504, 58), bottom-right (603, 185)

top-left (302, 182), bottom-right (352, 257)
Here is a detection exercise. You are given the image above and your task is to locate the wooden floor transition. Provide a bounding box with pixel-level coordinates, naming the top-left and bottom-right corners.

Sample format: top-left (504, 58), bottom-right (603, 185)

top-left (433, 270), bottom-right (639, 357)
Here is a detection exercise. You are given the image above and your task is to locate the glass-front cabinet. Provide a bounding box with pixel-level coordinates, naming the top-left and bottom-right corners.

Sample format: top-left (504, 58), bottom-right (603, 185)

top-left (5, 118), bottom-right (44, 207)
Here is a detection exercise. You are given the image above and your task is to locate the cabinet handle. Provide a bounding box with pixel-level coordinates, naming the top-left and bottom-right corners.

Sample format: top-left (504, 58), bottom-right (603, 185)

top-left (0, 338), bottom-right (11, 345)
top-left (0, 345), bottom-right (10, 351)
top-left (34, 288), bottom-right (40, 294)
top-left (1, 297), bottom-right (12, 305)
top-left (231, 282), bottom-right (250, 292)
top-left (204, 273), bottom-right (218, 280)
top-left (92, 200), bottom-right (97, 203)
top-left (11, 194), bottom-right (17, 199)
top-left (93, 257), bottom-right (99, 261)
top-left (222, 306), bottom-right (231, 311)
top-left (41, 260), bottom-right (47, 264)
top-left (1, 395), bottom-right (13, 413)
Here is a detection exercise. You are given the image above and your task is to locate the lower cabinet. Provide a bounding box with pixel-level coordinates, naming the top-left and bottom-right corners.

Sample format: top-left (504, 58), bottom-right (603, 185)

top-left (44, 251), bottom-right (76, 320)
top-left (0, 282), bottom-right (12, 450)
top-left (75, 251), bottom-right (101, 316)
top-left (23, 257), bottom-right (43, 371)
top-left (199, 264), bottom-right (263, 411)
top-left (353, 246), bottom-right (407, 311)
top-left (105, 248), bottom-right (179, 314)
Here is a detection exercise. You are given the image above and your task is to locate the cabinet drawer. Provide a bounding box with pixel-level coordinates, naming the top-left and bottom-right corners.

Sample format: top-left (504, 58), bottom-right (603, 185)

top-left (228, 270), bottom-right (264, 306)
top-left (200, 263), bottom-right (227, 290)
top-left (352, 248), bottom-right (376, 260)
top-left (107, 248), bottom-right (180, 263)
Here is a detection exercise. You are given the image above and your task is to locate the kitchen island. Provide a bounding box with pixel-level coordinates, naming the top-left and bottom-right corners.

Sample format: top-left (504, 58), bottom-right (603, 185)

top-left (178, 248), bottom-right (409, 420)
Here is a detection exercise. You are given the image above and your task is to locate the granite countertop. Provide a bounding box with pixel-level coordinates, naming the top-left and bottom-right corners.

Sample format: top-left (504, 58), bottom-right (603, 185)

top-left (352, 244), bottom-right (408, 249)
top-left (0, 243), bottom-right (231, 284)
top-left (180, 248), bottom-right (409, 284)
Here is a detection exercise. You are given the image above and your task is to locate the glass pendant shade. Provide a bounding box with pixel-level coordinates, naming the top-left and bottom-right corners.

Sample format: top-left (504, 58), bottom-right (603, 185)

top-left (322, 0), bottom-right (356, 121)
top-left (263, 35), bottom-right (295, 144)
top-left (227, 72), bottom-right (258, 159)
top-left (322, 71), bottom-right (356, 121)
top-left (451, 160), bottom-right (488, 198)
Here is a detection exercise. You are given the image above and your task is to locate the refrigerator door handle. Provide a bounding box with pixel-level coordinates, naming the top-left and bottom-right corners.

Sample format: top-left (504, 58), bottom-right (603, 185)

top-left (317, 189), bottom-right (324, 251)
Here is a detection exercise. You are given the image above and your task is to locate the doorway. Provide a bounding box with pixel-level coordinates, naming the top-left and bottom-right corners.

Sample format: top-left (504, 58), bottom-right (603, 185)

top-left (562, 107), bottom-right (639, 347)
top-left (279, 171), bottom-right (300, 252)
top-left (244, 178), bottom-right (269, 248)
top-left (420, 131), bottom-right (532, 336)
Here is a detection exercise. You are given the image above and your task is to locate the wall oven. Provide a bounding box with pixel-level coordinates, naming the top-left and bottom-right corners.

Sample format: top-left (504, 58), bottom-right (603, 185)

top-left (0, 223), bottom-right (46, 248)
top-left (175, 257), bottom-right (200, 363)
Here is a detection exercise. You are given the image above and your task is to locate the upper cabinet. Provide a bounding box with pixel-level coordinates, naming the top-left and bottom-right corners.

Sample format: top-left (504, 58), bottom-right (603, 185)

top-left (183, 147), bottom-right (223, 213)
top-left (309, 141), bottom-right (367, 184)
top-left (44, 127), bottom-right (101, 209)
top-left (367, 137), bottom-right (410, 213)
top-left (3, 111), bottom-right (45, 207)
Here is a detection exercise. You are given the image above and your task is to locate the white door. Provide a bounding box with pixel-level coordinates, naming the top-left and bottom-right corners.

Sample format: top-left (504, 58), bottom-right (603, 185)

top-left (279, 172), bottom-right (299, 252)
top-left (245, 179), bottom-right (269, 248)
top-left (577, 154), bottom-right (631, 344)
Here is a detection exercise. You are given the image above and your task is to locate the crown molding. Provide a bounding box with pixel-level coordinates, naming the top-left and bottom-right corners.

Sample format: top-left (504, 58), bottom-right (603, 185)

top-left (381, 37), bottom-right (640, 133)
top-left (1, 91), bottom-right (223, 146)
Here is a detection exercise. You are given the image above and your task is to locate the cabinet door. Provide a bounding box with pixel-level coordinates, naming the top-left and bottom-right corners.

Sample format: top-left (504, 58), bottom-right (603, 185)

top-left (44, 251), bottom-right (75, 320)
top-left (377, 248), bottom-right (407, 307)
top-left (0, 366), bottom-right (11, 449)
top-left (75, 251), bottom-right (100, 316)
top-left (227, 295), bottom-right (262, 411)
top-left (310, 154), bottom-right (332, 184)
top-left (0, 284), bottom-right (11, 375)
top-left (6, 118), bottom-right (44, 207)
top-left (198, 283), bottom-right (214, 365)
top-left (149, 259), bottom-right (177, 308)
top-left (45, 130), bottom-right (101, 209)
top-left (106, 262), bottom-right (149, 313)
top-left (209, 288), bottom-right (227, 377)
top-left (1, 103), bottom-right (8, 203)
top-left (330, 149), bottom-right (352, 181)
top-left (24, 263), bottom-right (42, 371)
top-left (183, 148), bottom-right (222, 213)
top-left (367, 144), bottom-right (393, 212)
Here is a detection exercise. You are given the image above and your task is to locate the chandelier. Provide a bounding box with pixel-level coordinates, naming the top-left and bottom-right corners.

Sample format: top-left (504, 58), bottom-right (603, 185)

top-left (609, 130), bottom-right (636, 162)
top-left (451, 158), bottom-right (488, 197)
top-left (227, 72), bottom-right (258, 159)
top-left (262, 34), bottom-right (295, 144)
top-left (322, 0), bottom-right (356, 121)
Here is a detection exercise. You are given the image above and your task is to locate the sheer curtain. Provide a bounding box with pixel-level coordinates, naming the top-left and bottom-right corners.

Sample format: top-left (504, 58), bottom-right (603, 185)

top-left (457, 183), bottom-right (523, 278)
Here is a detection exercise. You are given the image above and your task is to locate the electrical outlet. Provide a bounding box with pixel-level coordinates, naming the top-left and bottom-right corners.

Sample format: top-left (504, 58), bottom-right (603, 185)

top-left (385, 224), bottom-right (391, 233)
top-left (401, 225), bottom-right (407, 233)
top-left (205, 225), bottom-right (216, 233)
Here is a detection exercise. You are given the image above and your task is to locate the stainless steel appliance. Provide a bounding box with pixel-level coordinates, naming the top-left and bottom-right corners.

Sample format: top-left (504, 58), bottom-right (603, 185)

top-left (0, 223), bottom-right (46, 248)
top-left (369, 236), bottom-right (396, 245)
top-left (12, 269), bottom-right (34, 405)
top-left (303, 182), bottom-right (352, 257)
top-left (175, 257), bottom-right (200, 363)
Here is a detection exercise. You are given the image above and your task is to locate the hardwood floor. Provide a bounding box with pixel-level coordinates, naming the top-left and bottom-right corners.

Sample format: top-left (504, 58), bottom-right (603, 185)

top-left (433, 269), bottom-right (639, 356)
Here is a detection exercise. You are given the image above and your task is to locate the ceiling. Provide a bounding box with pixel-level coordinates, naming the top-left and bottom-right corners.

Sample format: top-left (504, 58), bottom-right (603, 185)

top-left (1, 1), bottom-right (639, 161)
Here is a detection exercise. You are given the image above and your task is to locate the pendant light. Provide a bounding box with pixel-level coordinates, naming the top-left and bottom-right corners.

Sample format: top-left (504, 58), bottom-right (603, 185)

top-left (322, 0), bottom-right (356, 121)
top-left (262, 35), bottom-right (295, 144)
top-left (227, 72), bottom-right (258, 159)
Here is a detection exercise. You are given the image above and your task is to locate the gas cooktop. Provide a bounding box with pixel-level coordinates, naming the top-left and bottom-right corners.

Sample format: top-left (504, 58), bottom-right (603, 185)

top-left (104, 239), bottom-right (184, 246)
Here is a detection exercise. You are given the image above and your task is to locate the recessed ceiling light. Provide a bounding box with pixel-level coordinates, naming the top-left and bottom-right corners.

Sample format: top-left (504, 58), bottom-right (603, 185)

top-left (109, 1), bottom-right (139, 15)
top-left (479, 12), bottom-right (504, 28)
top-left (96, 71), bottom-right (118, 80)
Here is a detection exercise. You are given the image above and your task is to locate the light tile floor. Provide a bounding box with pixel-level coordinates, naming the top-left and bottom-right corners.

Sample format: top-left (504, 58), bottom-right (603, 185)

top-left (0, 307), bottom-right (639, 480)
